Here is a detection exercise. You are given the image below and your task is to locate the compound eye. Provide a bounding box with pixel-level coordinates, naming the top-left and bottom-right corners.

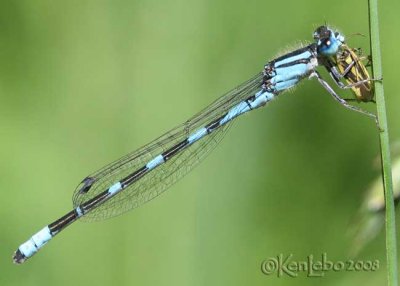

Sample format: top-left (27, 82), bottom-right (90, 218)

top-left (313, 26), bottom-right (330, 40)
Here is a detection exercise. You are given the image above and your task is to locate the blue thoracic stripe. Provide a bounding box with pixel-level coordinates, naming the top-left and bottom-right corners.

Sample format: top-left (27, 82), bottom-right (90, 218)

top-left (274, 64), bottom-right (309, 82)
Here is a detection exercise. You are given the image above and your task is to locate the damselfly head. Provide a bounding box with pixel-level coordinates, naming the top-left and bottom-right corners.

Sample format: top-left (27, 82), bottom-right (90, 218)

top-left (313, 26), bottom-right (331, 41)
top-left (313, 26), bottom-right (345, 42)
top-left (314, 25), bottom-right (345, 56)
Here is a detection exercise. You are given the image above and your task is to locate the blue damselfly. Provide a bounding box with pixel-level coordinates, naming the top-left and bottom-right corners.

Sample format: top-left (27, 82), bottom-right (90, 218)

top-left (13, 25), bottom-right (377, 264)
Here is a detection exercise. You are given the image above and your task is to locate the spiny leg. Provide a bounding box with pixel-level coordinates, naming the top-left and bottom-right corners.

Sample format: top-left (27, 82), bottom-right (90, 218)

top-left (310, 71), bottom-right (382, 131)
top-left (341, 98), bottom-right (376, 104)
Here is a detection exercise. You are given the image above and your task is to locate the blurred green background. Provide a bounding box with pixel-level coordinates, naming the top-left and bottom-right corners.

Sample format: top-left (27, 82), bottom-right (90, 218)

top-left (1, 0), bottom-right (399, 285)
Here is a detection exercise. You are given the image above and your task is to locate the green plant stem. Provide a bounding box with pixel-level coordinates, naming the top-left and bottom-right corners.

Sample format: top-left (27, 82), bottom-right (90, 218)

top-left (368, 1), bottom-right (398, 286)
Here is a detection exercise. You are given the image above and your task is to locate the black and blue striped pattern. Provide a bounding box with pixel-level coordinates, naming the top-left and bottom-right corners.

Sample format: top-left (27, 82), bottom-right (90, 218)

top-left (15, 26), bottom-right (374, 264)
